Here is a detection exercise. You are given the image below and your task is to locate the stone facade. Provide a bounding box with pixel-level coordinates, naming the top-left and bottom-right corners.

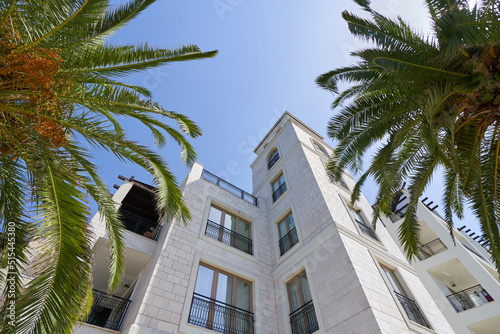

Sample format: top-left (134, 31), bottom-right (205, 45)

top-left (79, 112), bottom-right (455, 334)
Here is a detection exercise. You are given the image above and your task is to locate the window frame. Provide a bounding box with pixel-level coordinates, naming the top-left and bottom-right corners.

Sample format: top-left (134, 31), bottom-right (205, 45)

top-left (322, 160), bottom-right (350, 191)
top-left (208, 204), bottom-right (251, 238)
top-left (205, 204), bottom-right (253, 255)
top-left (267, 148), bottom-right (280, 170)
top-left (278, 212), bottom-right (299, 256)
top-left (286, 271), bottom-right (319, 334)
top-left (347, 205), bottom-right (379, 241)
top-left (378, 263), bottom-right (432, 331)
top-left (189, 263), bottom-right (254, 333)
top-left (194, 263), bottom-right (253, 310)
top-left (311, 140), bottom-right (329, 158)
top-left (271, 172), bottom-right (287, 203)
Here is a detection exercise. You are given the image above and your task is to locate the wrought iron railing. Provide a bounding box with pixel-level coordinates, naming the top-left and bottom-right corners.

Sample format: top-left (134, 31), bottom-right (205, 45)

top-left (272, 182), bottom-right (287, 202)
top-left (268, 152), bottom-right (280, 169)
top-left (205, 220), bottom-right (253, 255)
top-left (461, 243), bottom-right (487, 261)
top-left (188, 293), bottom-right (254, 334)
top-left (417, 238), bottom-right (447, 260)
top-left (85, 289), bottom-right (131, 331)
top-left (279, 227), bottom-right (299, 256)
top-left (119, 209), bottom-right (162, 241)
top-left (394, 292), bottom-right (430, 328)
top-left (201, 170), bottom-right (258, 206)
top-left (446, 285), bottom-right (494, 312)
top-left (289, 301), bottom-right (319, 334)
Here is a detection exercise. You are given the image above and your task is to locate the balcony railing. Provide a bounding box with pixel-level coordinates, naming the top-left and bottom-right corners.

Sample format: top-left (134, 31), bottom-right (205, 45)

top-left (394, 292), bottom-right (430, 328)
top-left (85, 289), bottom-right (131, 331)
top-left (205, 220), bottom-right (253, 255)
top-left (201, 170), bottom-right (258, 206)
top-left (188, 293), bottom-right (254, 334)
top-left (279, 227), bottom-right (299, 256)
top-left (268, 153), bottom-right (280, 169)
top-left (461, 243), bottom-right (487, 261)
top-left (289, 301), bottom-right (319, 334)
top-left (272, 183), bottom-right (287, 202)
top-left (447, 285), bottom-right (494, 312)
top-left (119, 209), bottom-right (162, 241)
top-left (417, 238), bottom-right (447, 260)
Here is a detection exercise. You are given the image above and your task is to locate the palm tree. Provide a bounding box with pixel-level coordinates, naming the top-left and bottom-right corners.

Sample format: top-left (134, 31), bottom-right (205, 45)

top-left (0, 1), bottom-right (216, 333)
top-left (317, 0), bottom-right (500, 272)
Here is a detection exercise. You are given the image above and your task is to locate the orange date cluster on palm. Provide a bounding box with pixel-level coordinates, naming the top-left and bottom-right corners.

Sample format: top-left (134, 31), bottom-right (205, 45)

top-left (0, 23), bottom-right (70, 157)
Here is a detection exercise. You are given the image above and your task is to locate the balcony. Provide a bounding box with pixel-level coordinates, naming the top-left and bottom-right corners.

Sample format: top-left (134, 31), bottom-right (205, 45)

top-left (461, 243), bottom-right (487, 261)
top-left (447, 285), bottom-right (494, 312)
top-left (85, 289), bottom-right (131, 331)
top-left (205, 220), bottom-right (253, 255)
top-left (289, 301), bottom-right (319, 334)
top-left (417, 238), bottom-right (447, 260)
top-left (394, 292), bottom-right (430, 328)
top-left (201, 169), bottom-right (258, 206)
top-left (119, 209), bottom-right (162, 241)
top-left (279, 227), bottom-right (299, 256)
top-left (188, 293), bottom-right (254, 334)
top-left (272, 183), bottom-right (287, 202)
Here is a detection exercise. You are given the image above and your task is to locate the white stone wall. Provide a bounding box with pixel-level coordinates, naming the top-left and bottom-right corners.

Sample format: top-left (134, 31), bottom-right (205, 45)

top-left (119, 162), bottom-right (278, 334)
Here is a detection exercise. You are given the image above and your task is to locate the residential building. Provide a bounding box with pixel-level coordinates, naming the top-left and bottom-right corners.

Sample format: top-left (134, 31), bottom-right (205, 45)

top-left (74, 112), bottom-right (454, 334)
top-left (381, 191), bottom-right (500, 334)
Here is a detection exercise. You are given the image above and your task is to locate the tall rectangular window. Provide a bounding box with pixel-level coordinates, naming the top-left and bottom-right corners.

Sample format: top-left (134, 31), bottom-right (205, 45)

top-left (189, 264), bottom-right (254, 334)
top-left (272, 173), bottom-right (286, 202)
top-left (380, 265), bottom-right (430, 329)
top-left (287, 272), bottom-right (319, 334)
top-left (278, 213), bottom-right (299, 255)
top-left (205, 205), bottom-right (252, 255)
top-left (349, 207), bottom-right (378, 241)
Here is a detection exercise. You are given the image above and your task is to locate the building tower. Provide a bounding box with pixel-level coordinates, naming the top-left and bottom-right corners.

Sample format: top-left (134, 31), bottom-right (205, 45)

top-left (75, 112), bottom-right (454, 334)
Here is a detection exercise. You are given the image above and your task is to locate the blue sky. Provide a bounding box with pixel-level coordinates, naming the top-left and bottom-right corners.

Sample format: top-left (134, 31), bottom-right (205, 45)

top-left (92, 0), bottom-right (481, 234)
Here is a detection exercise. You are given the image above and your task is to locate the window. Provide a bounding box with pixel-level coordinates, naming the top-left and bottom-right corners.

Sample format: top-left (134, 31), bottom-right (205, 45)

top-left (380, 265), bottom-right (430, 329)
top-left (268, 148), bottom-right (279, 170)
top-left (205, 205), bottom-right (252, 255)
top-left (278, 213), bottom-right (299, 255)
top-left (348, 206), bottom-right (378, 241)
top-left (189, 264), bottom-right (254, 333)
top-left (312, 141), bottom-right (329, 158)
top-left (324, 162), bottom-right (349, 191)
top-left (287, 272), bottom-right (319, 334)
top-left (271, 173), bottom-right (287, 202)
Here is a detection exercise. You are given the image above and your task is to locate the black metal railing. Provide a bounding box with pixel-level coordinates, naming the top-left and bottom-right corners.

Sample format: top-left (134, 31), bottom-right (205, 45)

top-left (461, 243), bottom-right (487, 261)
top-left (272, 182), bottom-right (287, 202)
top-left (447, 285), bottom-right (494, 312)
top-left (86, 289), bottom-right (131, 331)
top-left (417, 238), bottom-right (447, 260)
top-left (394, 292), bottom-right (430, 328)
top-left (119, 209), bottom-right (162, 241)
top-left (279, 227), bottom-right (299, 256)
top-left (289, 301), bottom-right (319, 334)
top-left (188, 293), bottom-right (254, 334)
top-left (268, 152), bottom-right (280, 169)
top-left (205, 220), bottom-right (253, 255)
top-left (201, 170), bottom-right (258, 206)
